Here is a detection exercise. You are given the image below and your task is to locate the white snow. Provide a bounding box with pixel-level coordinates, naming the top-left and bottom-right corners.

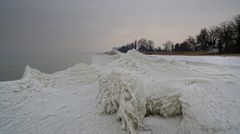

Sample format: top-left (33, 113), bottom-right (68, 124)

top-left (1, 50), bottom-right (240, 134)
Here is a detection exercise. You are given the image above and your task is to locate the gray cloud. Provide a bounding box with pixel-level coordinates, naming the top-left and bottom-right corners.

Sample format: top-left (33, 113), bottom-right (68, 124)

top-left (1, 0), bottom-right (240, 53)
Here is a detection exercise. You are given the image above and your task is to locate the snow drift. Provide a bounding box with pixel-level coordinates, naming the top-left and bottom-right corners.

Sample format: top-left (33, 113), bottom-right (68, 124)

top-left (97, 50), bottom-right (240, 134)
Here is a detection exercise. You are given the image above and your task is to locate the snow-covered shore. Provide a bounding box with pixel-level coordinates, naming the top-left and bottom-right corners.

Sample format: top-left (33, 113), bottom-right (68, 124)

top-left (1, 50), bottom-right (240, 134)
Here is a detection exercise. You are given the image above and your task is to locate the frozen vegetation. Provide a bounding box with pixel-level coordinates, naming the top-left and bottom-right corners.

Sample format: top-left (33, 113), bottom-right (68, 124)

top-left (1, 50), bottom-right (240, 134)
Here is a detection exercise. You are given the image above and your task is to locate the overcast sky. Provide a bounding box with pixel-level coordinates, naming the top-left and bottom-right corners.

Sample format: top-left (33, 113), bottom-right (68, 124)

top-left (1, 0), bottom-right (240, 53)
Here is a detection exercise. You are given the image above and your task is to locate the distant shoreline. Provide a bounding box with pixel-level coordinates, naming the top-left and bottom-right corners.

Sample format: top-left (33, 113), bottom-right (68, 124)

top-left (142, 51), bottom-right (240, 57)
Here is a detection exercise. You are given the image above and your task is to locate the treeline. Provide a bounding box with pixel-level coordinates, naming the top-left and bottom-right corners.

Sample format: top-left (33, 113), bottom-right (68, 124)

top-left (172, 14), bottom-right (240, 53)
top-left (116, 14), bottom-right (240, 54)
top-left (116, 39), bottom-right (158, 53)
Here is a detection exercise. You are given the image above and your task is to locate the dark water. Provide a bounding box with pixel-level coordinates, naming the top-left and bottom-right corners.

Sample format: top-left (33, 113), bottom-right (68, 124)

top-left (0, 53), bottom-right (94, 81)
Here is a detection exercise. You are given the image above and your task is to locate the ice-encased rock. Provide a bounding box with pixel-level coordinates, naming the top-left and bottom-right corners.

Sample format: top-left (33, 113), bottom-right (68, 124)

top-left (97, 50), bottom-right (185, 134)
top-left (97, 72), bottom-right (146, 134)
top-left (97, 49), bottom-right (240, 134)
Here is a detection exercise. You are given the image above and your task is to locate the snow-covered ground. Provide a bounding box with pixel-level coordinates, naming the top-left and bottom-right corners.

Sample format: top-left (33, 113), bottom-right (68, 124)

top-left (1, 50), bottom-right (240, 134)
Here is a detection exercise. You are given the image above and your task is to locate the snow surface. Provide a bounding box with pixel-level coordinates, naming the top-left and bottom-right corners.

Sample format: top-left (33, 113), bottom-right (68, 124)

top-left (1, 50), bottom-right (240, 134)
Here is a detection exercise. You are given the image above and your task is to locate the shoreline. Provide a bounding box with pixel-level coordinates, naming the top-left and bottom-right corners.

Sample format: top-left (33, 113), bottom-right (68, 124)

top-left (142, 51), bottom-right (240, 57)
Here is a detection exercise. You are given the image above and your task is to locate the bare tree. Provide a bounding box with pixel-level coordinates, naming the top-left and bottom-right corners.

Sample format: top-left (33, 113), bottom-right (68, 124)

top-left (230, 14), bottom-right (240, 52)
top-left (219, 22), bottom-right (234, 52)
top-left (196, 28), bottom-right (210, 50)
top-left (147, 40), bottom-right (154, 51)
top-left (137, 38), bottom-right (147, 49)
top-left (137, 38), bottom-right (155, 52)
top-left (185, 36), bottom-right (196, 51)
top-left (209, 26), bottom-right (223, 52)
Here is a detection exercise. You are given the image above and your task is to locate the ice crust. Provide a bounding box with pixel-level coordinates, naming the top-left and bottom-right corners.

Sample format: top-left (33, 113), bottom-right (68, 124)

top-left (97, 50), bottom-right (240, 134)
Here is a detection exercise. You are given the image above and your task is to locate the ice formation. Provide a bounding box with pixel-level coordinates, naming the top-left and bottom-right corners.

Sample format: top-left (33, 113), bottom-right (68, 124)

top-left (21, 63), bottom-right (97, 89)
top-left (97, 50), bottom-right (240, 134)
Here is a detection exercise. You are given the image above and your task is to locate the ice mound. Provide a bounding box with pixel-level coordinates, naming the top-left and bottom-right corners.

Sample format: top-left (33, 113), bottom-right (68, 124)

top-left (22, 65), bottom-right (52, 87)
top-left (91, 52), bottom-right (121, 71)
top-left (97, 50), bottom-right (185, 134)
top-left (97, 50), bottom-right (240, 134)
top-left (21, 63), bottom-right (97, 89)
